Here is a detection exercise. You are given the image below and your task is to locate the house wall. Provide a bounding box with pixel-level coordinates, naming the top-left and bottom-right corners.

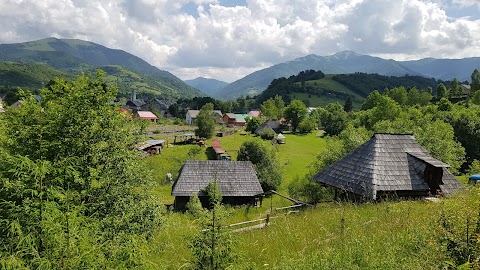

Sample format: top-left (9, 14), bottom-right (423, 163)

top-left (186, 114), bottom-right (195, 125)
top-left (174, 196), bottom-right (258, 210)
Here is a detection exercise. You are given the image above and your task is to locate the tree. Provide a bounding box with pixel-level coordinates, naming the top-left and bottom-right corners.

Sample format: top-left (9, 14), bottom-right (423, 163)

top-left (437, 83), bottom-right (448, 99)
top-left (471, 69), bottom-right (480, 92)
top-left (450, 78), bottom-right (461, 97)
top-left (361, 90), bottom-right (383, 110)
top-left (298, 117), bottom-right (316, 134)
top-left (196, 103), bottom-right (216, 139)
top-left (245, 116), bottom-right (262, 133)
top-left (385, 87), bottom-right (407, 105)
top-left (189, 181), bottom-right (236, 269)
top-left (284, 99), bottom-right (308, 131)
top-left (343, 95), bottom-right (353, 112)
top-left (0, 71), bottom-right (162, 268)
top-left (260, 95), bottom-right (284, 120)
top-left (237, 140), bottom-right (282, 191)
top-left (437, 97), bottom-right (452, 111)
top-left (320, 103), bottom-right (348, 136)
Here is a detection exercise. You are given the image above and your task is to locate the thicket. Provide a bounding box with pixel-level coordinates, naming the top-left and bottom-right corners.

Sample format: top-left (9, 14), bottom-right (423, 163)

top-left (0, 71), bottom-right (162, 268)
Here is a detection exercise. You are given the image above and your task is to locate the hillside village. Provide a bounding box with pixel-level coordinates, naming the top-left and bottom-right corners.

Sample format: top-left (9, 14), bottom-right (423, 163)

top-left (1, 66), bottom-right (480, 268)
top-left (0, 37), bottom-right (480, 269)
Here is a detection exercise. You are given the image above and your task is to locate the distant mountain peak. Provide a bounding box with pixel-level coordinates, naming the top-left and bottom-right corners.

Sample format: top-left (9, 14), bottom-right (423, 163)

top-left (330, 50), bottom-right (362, 59)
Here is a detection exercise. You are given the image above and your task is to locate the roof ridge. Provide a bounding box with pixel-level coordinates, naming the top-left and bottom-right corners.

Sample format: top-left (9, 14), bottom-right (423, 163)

top-left (371, 136), bottom-right (380, 200)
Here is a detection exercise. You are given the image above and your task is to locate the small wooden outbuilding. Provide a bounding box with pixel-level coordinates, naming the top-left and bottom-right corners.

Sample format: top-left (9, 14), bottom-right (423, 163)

top-left (171, 160), bottom-right (264, 210)
top-left (313, 133), bottom-right (463, 200)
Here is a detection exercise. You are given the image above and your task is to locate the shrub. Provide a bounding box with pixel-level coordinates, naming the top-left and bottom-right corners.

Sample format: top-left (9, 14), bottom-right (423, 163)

top-left (259, 129), bottom-right (275, 140)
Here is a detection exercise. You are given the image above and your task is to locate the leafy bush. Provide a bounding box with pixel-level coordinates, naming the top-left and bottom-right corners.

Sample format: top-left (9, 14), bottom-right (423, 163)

top-left (237, 140), bottom-right (282, 191)
top-left (258, 128), bottom-right (275, 140)
top-left (298, 118), bottom-right (316, 134)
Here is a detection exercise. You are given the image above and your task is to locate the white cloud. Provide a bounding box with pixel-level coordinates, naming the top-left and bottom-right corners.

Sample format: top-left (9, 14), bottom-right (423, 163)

top-left (0, 0), bottom-right (479, 82)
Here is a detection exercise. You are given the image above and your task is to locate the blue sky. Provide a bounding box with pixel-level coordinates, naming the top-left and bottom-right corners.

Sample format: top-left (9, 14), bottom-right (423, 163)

top-left (0, 0), bottom-right (479, 82)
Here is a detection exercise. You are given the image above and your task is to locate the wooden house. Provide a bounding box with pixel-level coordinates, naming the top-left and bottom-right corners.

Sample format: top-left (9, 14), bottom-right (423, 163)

top-left (313, 134), bottom-right (463, 200)
top-left (255, 120), bottom-right (282, 135)
top-left (171, 160), bottom-right (264, 209)
top-left (147, 99), bottom-right (173, 117)
top-left (223, 113), bottom-right (237, 125)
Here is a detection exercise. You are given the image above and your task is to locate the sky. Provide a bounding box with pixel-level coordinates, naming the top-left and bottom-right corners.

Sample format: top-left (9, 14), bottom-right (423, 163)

top-left (0, 0), bottom-right (479, 83)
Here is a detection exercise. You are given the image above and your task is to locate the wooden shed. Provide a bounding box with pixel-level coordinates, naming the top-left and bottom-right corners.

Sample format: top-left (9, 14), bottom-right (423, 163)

top-left (312, 133), bottom-right (463, 200)
top-left (171, 160), bottom-right (264, 209)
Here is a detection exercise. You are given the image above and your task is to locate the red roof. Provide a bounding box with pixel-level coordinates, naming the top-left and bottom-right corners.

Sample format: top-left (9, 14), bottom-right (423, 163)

top-left (137, 111), bottom-right (158, 119)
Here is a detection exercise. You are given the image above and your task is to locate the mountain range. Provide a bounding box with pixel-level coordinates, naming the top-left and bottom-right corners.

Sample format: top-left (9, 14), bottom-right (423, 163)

top-left (184, 77), bottom-right (229, 97)
top-left (215, 51), bottom-right (480, 100)
top-left (0, 38), bottom-right (478, 102)
top-left (0, 37), bottom-right (203, 100)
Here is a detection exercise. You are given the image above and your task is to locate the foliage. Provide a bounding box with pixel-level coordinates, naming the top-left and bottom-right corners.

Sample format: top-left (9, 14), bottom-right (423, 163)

top-left (245, 116), bottom-right (262, 133)
top-left (471, 69), bottom-right (480, 92)
top-left (437, 83), bottom-right (448, 99)
top-left (343, 95), bottom-right (353, 112)
top-left (318, 103), bottom-right (348, 136)
top-left (469, 160), bottom-right (480, 174)
top-left (0, 71), bottom-right (162, 268)
top-left (204, 181), bottom-right (223, 208)
top-left (260, 95), bottom-right (285, 120)
top-left (437, 198), bottom-right (480, 268)
top-left (237, 140), bottom-right (282, 191)
top-left (449, 107), bottom-right (480, 166)
top-left (450, 78), bottom-right (462, 97)
top-left (258, 128), bottom-right (275, 140)
top-left (284, 99), bottom-right (308, 131)
top-left (360, 94), bottom-right (401, 129)
top-left (189, 181), bottom-right (236, 269)
top-left (298, 117), bottom-right (316, 134)
top-left (195, 103), bottom-right (216, 139)
top-left (384, 87), bottom-right (407, 105)
top-left (187, 193), bottom-right (207, 218)
top-left (437, 97), bottom-right (453, 111)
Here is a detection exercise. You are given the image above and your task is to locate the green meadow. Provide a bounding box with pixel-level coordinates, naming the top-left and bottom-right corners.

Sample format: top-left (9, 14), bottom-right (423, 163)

top-left (141, 130), bottom-right (479, 269)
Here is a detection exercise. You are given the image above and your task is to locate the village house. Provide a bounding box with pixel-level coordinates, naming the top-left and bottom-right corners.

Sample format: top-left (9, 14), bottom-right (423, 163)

top-left (248, 110), bottom-right (261, 118)
top-left (171, 160), bottom-right (264, 210)
top-left (313, 133), bottom-right (463, 200)
top-left (222, 113), bottom-right (247, 126)
top-left (136, 111), bottom-right (158, 122)
top-left (186, 109), bottom-right (223, 125)
top-left (147, 99), bottom-right (173, 118)
top-left (255, 120), bottom-right (282, 135)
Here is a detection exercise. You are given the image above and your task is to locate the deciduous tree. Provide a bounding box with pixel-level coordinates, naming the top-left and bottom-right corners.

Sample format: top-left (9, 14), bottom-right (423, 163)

top-left (196, 103), bottom-right (216, 139)
top-left (237, 140), bottom-right (282, 191)
top-left (284, 99), bottom-right (308, 131)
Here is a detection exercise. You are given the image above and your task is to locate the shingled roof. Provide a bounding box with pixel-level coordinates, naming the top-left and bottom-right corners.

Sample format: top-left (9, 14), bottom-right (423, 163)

top-left (172, 160), bottom-right (264, 197)
top-left (312, 134), bottom-right (463, 200)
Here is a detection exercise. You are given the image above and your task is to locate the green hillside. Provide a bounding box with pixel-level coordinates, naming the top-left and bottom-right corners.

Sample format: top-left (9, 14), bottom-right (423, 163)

top-left (256, 71), bottom-right (442, 107)
top-left (0, 62), bottom-right (71, 90)
top-left (0, 38), bottom-right (204, 100)
top-left (100, 65), bottom-right (197, 100)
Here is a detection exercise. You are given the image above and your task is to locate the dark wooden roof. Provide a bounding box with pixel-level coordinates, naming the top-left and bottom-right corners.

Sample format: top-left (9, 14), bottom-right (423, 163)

top-left (172, 160), bottom-right (264, 197)
top-left (312, 134), bottom-right (463, 199)
top-left (255, 120), bottom-right (281, 135)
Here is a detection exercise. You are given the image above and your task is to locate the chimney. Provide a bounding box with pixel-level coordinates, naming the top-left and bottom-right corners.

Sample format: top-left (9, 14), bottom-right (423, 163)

top-left (131, 91), bottom-right (137, 101)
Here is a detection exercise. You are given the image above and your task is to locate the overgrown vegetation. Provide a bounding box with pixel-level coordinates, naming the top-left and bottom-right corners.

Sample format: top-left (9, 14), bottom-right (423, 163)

top-left (0, 71), bottom-right (163, 268)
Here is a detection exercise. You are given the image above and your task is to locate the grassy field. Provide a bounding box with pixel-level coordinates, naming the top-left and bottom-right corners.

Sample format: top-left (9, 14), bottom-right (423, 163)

top-left (142, 129), bottom-right (479, 269)
top-left (288, 75), bottom-right (365, 108)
